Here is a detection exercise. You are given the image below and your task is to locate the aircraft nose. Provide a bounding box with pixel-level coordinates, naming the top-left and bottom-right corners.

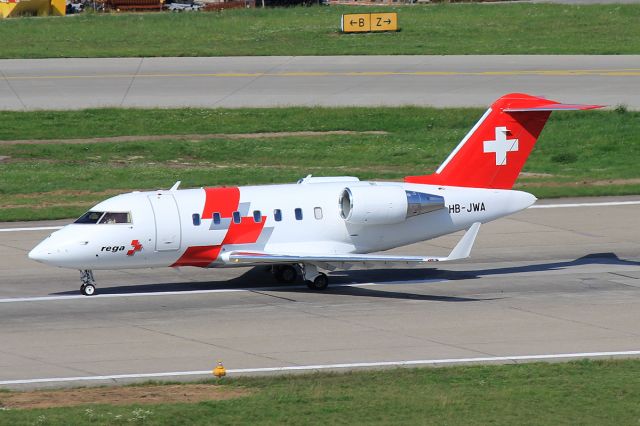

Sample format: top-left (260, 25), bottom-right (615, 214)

top-left (28, 235), bottom-right (71, 266)
top-left (28, 229), bottom-right (94, 268)
top-left (28, 240), bottom-right (53, 264)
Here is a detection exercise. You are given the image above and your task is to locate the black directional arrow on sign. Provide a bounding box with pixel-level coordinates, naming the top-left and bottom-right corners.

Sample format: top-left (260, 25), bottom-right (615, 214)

top-left (350, 20), bottom-right (357, 25)
top-left (384, 19), bottom-right (391, 24)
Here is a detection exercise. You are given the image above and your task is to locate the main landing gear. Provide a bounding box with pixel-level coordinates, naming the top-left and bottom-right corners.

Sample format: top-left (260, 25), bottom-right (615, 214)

top-left (271, 264), bottom-right (329, 290)
top-left (302, 263), bottom-right (329, 291)
top-left (80, 269), bottom-right (96, 296)
top-left (271, 264), bottom-right (298, 284)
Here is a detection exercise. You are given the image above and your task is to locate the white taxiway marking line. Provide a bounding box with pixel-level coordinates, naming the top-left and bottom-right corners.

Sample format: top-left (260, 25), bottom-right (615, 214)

top-left (0, 226), bottom-right (63, 232)
top-left (0, 279), bottom-right (448, 304)
top-left (2, 350), bottom-right (640, 386)
top-left (530, 201), bottom-right (640, 209)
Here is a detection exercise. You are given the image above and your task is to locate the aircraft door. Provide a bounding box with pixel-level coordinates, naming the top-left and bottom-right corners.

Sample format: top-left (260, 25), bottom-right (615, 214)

top-left (147, 192), bottom-right (182, 251)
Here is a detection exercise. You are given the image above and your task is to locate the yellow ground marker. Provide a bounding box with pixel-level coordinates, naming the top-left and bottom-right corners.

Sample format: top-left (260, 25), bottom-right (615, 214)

top-left (213, 360), bottom-right (226, 378)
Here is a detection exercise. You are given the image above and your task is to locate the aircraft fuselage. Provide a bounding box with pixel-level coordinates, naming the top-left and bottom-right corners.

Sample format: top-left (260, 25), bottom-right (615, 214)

top-left (29, 179), bottom-right (535, 270)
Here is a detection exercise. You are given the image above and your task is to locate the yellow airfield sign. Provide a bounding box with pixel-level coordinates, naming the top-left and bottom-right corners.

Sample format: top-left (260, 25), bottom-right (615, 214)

top-left (341, 13), bottom-right (371, 33)
top-left (370, 12), bottom-right (398, 32)
top-left (341, 12), bottom-right (398, 34)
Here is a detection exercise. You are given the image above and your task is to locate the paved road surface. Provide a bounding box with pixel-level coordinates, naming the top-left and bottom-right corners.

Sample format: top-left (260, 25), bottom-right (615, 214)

top-left (0, 196), bottom-right (639, 389)
top-left (1, 56), bottom-right (639, 110)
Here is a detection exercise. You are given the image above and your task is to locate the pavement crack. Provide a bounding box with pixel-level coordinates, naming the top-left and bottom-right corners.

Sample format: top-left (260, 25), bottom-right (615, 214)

top-left (609, 272), bottom-right (639, 280)
top-left (249, 290), bottom-right (297, 302)
top-left (279, 304), bottom-right (498, 358)
top-left (210, 56), bottom-right (296, 108)
top-left (508, 216), bottom-right (604, 239)
top-left (0, 242), bottom-right (30, 252)
top-left (129, 324), bottom-right (300, 367)
top-left (0, 348), bottom-right (98, 378)
top-left (120, 57), bottom-right (144, 107)
top-left (507, 305), bottom-right (640, 337)
top-left (0, 67), bottom-right (26, 110)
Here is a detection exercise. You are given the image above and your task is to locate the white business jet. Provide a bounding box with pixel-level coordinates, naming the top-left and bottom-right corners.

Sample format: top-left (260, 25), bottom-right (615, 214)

top-left (29, 93), bottom-right (601, 295)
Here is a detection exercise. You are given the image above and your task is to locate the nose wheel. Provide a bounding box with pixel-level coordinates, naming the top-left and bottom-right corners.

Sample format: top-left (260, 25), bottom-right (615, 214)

top-left (81, 283), bottom-right (96, 296)
top-left (80, 270), bottom-right (97, 296)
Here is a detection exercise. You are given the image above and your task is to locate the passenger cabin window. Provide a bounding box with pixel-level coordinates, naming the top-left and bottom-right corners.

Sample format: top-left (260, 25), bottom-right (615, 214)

top-left (75, 211), bottom-right (104, 224)
top-left (253, 210), bottom-right (262, 223)
top-left (295, 208), bottom-right (303, 221)
top-left (192, 213), bottom-right (201, 226)
top-left (232, 211), bottom-right (241, 224)
top-left (98, 212), bottom-right (131, 224)
top-left (274, 209), bottom-right (282, 222)
top-left (213, 212), bottom-right (221, 225)
top-left (314, 207), bottom-right (323, 220)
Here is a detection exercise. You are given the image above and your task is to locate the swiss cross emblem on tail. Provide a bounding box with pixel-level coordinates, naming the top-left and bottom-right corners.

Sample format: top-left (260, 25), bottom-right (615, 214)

top-left (405, 94), bottom-right (602, 188)
top-left (483, 127), bottom-right (518, 166)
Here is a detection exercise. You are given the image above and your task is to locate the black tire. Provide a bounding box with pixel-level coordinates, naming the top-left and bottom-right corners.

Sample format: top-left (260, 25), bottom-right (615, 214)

top-left (306, 273), bottom-right (328, 291)
top-left (81, 283), bottom-right (96, 296)
top-left (272, 266), bottom-right (284, 282)
top-left (280, 265), bottom-right (298, 283)
top-left (273, 265), bottom-right (298, 284)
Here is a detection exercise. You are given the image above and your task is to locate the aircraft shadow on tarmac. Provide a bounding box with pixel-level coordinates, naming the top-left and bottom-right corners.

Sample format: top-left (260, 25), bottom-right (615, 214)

top-left (454, 252), bottom-right (640, 278)
top-left (51, 253), bottom-right (639, 301)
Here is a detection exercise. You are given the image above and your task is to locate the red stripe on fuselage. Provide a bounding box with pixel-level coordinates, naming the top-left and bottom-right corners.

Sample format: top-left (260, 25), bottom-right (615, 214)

top-left (223, 217), bottom-right (266, 245)
top-left (171, 245), bottom-right (222, 267)
top-left (201, 187), bottom-right (240, 219)
top-left (173, 186), bottom-right (267, 268)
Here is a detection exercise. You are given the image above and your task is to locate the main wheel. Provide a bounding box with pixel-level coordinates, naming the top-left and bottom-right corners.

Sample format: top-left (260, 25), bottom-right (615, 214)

top-left (81, 283), bottom-right (96, 296)
top-left (306, 273), bottom-right (329, 291)
top-left (273, 265), bottom-right (298, 284)
top-left (279, 265), bottom-right (298, 283)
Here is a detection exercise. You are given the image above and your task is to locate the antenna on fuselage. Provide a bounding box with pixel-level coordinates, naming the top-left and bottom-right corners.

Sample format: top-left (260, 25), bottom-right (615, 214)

top-left (170, 181), bottom-right (181, 191)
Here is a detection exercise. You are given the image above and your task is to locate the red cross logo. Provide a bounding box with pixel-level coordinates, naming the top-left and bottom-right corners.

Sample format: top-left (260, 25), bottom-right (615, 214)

top-left (127, 240), bottom-right (143, 256)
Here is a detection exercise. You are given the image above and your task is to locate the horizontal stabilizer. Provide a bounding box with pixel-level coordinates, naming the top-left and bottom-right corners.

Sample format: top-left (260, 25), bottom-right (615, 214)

top-left (504, 103), bottom-right (603, 112)
top-left (444, 222), bottom-right (481, 261)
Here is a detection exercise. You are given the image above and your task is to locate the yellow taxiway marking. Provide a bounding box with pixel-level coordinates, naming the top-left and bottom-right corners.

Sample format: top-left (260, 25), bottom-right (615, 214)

top-left (4, 69), bottom-right (640, 80)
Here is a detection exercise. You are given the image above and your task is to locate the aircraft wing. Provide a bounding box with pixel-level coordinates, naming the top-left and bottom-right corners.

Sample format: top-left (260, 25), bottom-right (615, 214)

top-left (226, 222), bottom-right (481, 267)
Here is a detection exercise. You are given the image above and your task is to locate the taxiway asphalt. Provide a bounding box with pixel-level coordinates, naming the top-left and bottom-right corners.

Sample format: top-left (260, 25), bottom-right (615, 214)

top-left (1, 55), bottom-right (639, 110)
top-left (0, 196), bottom-right (639, 389)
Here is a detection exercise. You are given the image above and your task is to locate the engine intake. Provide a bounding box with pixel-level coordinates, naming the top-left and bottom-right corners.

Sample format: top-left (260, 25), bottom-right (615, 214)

top-left (339, 186), bottom-right (444, 225)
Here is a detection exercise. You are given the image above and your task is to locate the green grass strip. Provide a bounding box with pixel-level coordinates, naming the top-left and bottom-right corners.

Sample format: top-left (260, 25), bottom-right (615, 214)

top-left (1, 106), bottom-right (639, 221)
top-left (1, 360), bottom-right (640, 424)
top-left (2, 4), bottom-right (640, 58)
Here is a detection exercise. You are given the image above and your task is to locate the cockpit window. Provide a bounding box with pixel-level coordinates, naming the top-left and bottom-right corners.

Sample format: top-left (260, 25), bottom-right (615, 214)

top-left (75, 211), bottom-right (104, 224)
top-left (98, 212), bottom-right (132, 224)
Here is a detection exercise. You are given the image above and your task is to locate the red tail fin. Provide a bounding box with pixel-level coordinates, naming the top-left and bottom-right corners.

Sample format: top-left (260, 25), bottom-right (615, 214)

top-left (405, 93), bottom-right (602, 189)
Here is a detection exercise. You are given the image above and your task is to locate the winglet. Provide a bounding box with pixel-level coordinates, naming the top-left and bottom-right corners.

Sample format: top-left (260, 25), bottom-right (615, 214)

top-left (442, 222), bottom-right (481, 261)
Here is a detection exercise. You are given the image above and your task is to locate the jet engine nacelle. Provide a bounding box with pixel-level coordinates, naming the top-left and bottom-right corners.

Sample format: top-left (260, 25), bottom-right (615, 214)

top-left (339, 186), bottom-right (407, 225)
top-left (339, 186), bottom-right (446, 226)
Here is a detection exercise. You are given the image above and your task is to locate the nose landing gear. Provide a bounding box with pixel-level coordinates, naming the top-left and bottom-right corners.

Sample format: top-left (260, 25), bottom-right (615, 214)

top-left (80, 270), bottom-right (96, 296)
